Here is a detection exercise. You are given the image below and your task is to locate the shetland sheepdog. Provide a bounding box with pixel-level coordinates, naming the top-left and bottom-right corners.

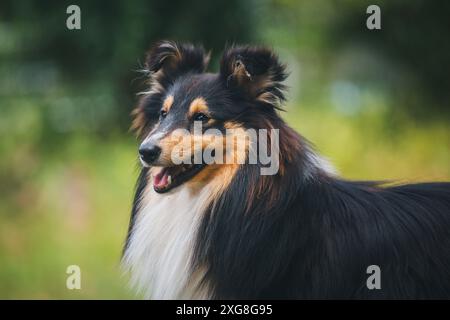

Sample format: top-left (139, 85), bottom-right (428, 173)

top-left (122, 41), bottom-right (450, 299)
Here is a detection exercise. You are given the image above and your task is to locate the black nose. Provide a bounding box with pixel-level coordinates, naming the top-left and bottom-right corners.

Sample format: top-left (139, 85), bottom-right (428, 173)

top-left (139, 144), bottom-right (161, 164)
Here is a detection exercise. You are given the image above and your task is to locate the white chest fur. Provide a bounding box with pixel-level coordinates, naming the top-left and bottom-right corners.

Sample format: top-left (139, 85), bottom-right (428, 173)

top-left (123, 182), bottom-right (213, 299)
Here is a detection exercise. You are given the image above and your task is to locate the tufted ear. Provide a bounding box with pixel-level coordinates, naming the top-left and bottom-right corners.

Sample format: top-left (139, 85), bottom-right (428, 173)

top-left (144, 40), bottom-right (210, 90)
top-left (220, 46), bottom-right (288, 108)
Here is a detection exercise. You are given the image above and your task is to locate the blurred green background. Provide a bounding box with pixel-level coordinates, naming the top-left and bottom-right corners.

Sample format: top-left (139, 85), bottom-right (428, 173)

top-left (0, 0), bottom-right (449, 299)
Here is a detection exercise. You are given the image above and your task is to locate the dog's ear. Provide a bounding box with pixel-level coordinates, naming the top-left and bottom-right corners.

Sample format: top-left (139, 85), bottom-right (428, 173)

top-left (220, 46), bottom-right (288, 108)
top-left (145, 40), bottom-right (210, 85)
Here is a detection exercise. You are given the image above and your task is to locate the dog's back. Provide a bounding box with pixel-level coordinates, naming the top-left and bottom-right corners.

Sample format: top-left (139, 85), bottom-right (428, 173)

top-left (192, 172), bottom-right (450, 299)
top-left (286, 180), bottom-right (450, 299)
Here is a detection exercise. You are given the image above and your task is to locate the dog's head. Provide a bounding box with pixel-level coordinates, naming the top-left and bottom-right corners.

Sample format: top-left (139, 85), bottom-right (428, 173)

top-left (132, 41), bottom-right (287, 193)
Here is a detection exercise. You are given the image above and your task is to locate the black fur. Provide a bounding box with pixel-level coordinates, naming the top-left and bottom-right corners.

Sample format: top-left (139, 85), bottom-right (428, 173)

top-left (195, 165), bottom-right (450, 298)
top-left (123, 167), bottom-right (148, 255)
top-left (220, 45), bottom-right (288, 109)
top-left (127, 41), bottom-right (450, 299)
top-left (145, 40), bottom-right (209, 78)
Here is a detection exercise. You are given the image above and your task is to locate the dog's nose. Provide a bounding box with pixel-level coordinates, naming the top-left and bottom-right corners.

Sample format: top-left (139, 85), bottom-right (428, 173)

top-left (139, 144), bottom-right (161, 164)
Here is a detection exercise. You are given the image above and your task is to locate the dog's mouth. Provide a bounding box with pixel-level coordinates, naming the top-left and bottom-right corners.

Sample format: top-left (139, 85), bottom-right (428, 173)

top-left (152, 163), bottom-right (206, 193)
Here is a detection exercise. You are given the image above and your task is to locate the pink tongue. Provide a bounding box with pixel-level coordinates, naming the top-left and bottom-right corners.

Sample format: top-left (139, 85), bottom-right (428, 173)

top-left (153, 169), bottom-right (169, 189)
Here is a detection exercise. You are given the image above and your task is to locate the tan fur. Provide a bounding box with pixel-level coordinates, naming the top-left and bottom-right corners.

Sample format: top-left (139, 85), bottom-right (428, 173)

top-left (162, 95), bottom-right (174, 113)
top-left (188, 97), bottom-right (210, 117)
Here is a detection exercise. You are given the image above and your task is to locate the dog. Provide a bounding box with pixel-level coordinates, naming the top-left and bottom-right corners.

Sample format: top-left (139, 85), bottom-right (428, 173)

top-left (122, 41), bottom-right (450, 299)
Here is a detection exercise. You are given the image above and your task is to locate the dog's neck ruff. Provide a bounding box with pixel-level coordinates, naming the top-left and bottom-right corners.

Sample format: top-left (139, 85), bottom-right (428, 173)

top-left (123, 176), bottom-right (220, 299)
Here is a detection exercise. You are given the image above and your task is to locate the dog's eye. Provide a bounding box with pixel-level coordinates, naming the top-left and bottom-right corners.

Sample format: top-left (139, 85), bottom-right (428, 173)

top-left (193, 112), bottom-right (209, 122)
top-left (160, 109), bottom-right (167, 118)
